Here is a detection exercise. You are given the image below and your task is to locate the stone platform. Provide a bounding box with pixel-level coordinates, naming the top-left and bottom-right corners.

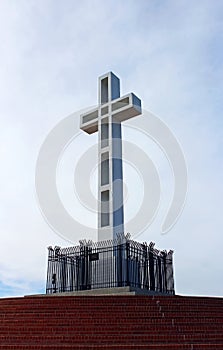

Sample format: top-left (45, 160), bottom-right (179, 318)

top-left (28, 286), bottom-right (172, 297)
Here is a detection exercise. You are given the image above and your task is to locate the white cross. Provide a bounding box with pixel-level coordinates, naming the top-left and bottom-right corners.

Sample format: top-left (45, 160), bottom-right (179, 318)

top-left (80, 72), bottom-right (141, 241)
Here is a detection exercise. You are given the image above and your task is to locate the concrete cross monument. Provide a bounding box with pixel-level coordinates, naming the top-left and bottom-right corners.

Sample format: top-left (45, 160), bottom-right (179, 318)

top-left (80, 72), bottom-right (141, 242)
top-left (45, 72), bottom-right (175, 294)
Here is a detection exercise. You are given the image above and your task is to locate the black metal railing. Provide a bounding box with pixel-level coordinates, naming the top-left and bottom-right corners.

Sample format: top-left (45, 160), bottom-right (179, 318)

top-left (46, 235), bottom-right (175, 295)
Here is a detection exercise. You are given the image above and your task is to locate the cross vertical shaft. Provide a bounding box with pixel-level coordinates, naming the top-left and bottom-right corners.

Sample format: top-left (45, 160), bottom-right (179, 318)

top-left (98, 72), bottom-right (123, 241)
top-left (80, 72), bottom-right (141, 241)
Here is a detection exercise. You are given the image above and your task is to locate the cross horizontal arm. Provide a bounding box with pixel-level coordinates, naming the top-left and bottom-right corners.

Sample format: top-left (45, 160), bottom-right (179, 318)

top-left (80, 108), bottom-right (99, 134)
top-left (111, 93), bottom-right (141, 123)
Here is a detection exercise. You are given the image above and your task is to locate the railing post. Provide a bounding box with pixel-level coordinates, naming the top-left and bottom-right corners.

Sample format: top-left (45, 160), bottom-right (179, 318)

top-left (126, 241), bottom-right (130, 286)
top-left (46, 246), bottom-right (54, 294)
top-left (167, 250), bottom-right (175, 294)
top-left (79, 245), bottom-right (91, 290)
top-left (157, 256), bottom-right (162, 293)
top-left (149, 250), bottom-right (155, 291)
top-left (162, 251), bottom-right (167, 293)
top-left (142, 244), bottom-right (149, 290)
top-left (117, 243), bottom-right (123, 287)
top-left (79, 245), bottom-right (85, 290)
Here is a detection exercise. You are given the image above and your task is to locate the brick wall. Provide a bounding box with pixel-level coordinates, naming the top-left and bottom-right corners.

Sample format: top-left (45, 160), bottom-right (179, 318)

top-left (0, 294), bottom-right (222, 349)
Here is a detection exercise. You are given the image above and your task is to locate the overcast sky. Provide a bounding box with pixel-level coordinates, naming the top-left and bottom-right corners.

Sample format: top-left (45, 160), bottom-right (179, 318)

top-left (0, 0), bottom-right (222, 298)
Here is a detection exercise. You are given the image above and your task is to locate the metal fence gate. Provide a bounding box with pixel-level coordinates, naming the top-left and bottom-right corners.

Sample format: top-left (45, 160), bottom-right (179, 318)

top-left (46, 235), bottom-right (175, 295)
